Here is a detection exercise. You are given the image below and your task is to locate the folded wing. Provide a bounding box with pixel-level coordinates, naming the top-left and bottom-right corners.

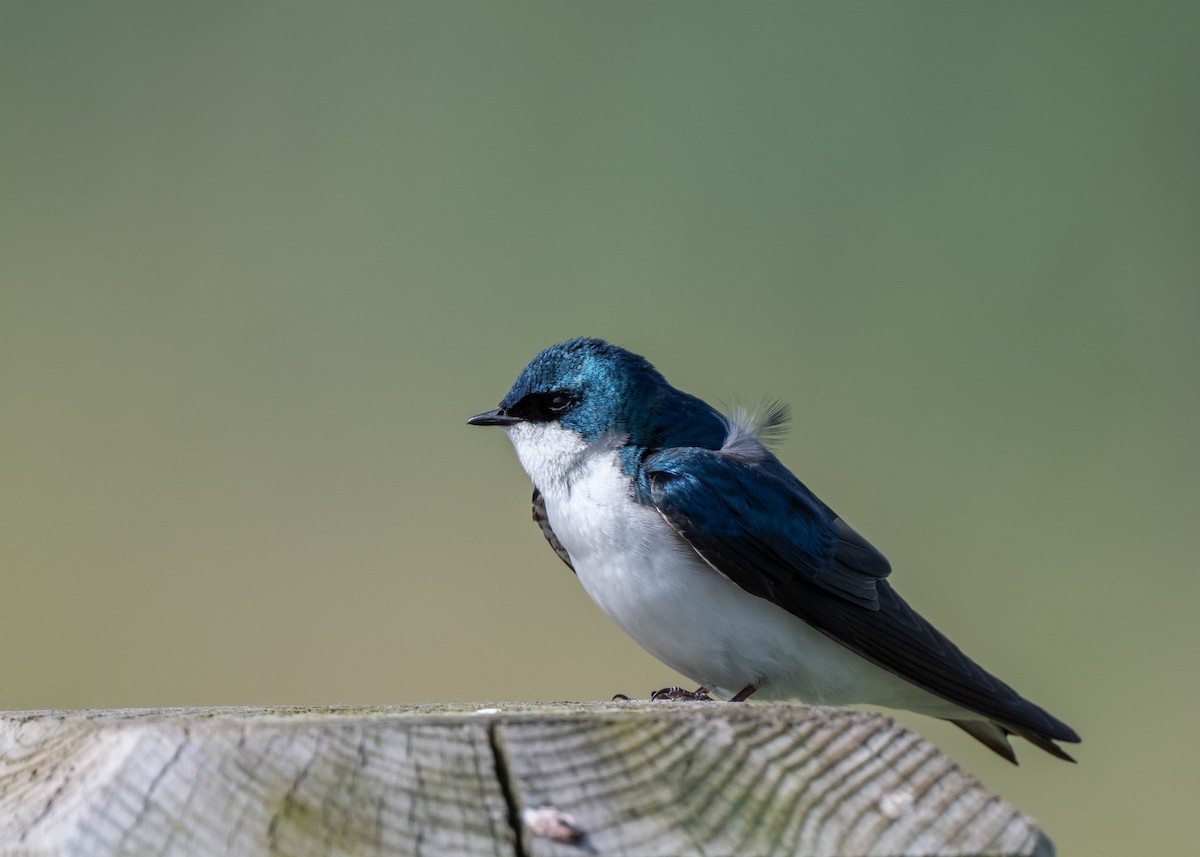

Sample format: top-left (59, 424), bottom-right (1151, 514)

top-left (646, 446), bottom-right (1079, 748)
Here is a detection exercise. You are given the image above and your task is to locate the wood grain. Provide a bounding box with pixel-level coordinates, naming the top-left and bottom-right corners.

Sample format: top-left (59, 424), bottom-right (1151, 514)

top-left (0, 703), bottom-right (1054, 857)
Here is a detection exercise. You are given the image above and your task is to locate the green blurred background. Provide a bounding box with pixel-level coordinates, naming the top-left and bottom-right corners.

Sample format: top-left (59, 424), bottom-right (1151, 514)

top-left (2, 2), bottom-right (1197, 853)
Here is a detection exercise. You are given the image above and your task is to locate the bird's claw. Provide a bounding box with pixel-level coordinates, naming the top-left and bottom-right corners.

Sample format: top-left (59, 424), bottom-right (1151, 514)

top-left (650, 686), bottom-right (713, 702)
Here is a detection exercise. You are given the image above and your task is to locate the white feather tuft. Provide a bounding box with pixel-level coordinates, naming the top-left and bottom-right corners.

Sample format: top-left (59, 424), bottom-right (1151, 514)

top-left (721, 397), bottom-right (792, 460)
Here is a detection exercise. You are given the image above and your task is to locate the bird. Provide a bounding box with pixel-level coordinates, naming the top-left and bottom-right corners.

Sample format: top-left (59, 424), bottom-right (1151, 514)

top-left (467, 337), bottom-right (1080, 763)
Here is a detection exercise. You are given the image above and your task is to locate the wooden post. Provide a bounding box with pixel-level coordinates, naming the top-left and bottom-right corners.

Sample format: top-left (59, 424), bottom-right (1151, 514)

top-left (0, 702), bottom-right (1054, 856)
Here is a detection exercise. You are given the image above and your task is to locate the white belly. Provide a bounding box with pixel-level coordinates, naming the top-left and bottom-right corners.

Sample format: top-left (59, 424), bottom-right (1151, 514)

top-left (530, 444), bottom-right (957, 714)
top-left (505, 422), bottom-right (964, 716)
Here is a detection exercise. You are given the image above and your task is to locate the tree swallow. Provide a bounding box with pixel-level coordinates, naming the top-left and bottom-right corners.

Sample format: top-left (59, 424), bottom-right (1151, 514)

top-left (468, 338), bottom-right (1080, 763)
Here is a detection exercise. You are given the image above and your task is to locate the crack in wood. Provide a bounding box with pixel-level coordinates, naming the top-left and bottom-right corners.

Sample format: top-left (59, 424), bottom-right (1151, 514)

top-left (487, 722), bottom-right (527, 857)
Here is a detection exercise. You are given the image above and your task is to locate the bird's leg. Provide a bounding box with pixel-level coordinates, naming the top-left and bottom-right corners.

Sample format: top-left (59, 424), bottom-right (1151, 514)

top-left (649, 686), bottom-right (713, 702)
top-left (729, 683), bottom-right (757, 702)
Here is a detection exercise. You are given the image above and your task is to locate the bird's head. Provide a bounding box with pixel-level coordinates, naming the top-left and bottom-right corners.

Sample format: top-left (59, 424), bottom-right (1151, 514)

top-left (468, 338), bottom-right (715, 488)
top-left (470, 338), bottom-right (662, 435)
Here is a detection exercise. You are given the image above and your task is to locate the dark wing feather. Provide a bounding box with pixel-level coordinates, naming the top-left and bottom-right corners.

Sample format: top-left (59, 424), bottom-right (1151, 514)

top-left (646, 447), bottom-right (889, 610)
top-left (646, 448), bottom-right (1079, 745)
top-left (532, 488), bottom-right (574, 573)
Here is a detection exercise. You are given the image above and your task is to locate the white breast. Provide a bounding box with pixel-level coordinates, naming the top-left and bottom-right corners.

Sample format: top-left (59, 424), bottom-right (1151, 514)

top-left (504, 421), bottom-right (967, 716)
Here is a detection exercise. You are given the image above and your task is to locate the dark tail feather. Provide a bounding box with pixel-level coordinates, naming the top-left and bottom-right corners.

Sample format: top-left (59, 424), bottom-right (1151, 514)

top-left (949, 718), bottom-right (1077, 764)
top-left (951, 719), bottom-right (1018, 764)
top-left (1014, 725), bottom-right (1077, 762)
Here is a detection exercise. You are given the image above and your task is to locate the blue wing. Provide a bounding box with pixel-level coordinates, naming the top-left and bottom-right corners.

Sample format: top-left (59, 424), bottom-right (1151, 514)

top-left (645, 447), bottom-right (891, 610)
top-left (646, 446), bottom-right (1080, 747)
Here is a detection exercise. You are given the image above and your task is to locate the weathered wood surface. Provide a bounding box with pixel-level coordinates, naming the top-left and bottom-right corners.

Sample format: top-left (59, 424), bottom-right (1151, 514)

top-left (0, 702), bottom-right (1053, 857)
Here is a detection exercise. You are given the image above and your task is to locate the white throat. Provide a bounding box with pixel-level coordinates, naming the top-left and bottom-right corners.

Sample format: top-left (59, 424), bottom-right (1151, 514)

top-left (504, 421), bottom-right (615, 494)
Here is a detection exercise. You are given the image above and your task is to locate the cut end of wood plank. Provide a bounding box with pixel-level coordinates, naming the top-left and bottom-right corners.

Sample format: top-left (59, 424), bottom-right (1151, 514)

top-left (0, 702), bottom-right (1054, 857)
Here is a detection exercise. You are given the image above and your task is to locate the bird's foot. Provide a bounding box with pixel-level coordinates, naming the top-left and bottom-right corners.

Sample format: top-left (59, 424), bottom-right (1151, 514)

top-left (649, 686), bottom-right (713, 702)
top-left (614, 683), bottom-right (755, 702)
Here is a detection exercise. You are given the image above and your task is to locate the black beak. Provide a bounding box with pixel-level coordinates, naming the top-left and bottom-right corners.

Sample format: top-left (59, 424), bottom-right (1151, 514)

top-left (467, 408), bottom-right (521, 427)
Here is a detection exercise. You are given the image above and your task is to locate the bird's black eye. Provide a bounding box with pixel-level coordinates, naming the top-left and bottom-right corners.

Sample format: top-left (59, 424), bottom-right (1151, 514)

top-left (507, 391), bottom-right (577, 422)
top-left (548, 393), bottom-right (572, 412)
